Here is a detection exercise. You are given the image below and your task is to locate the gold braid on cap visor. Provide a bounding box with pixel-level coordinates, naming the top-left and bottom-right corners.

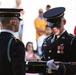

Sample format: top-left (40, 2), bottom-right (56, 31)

top-left (0, 12), bottom-right (19, 13)
top-left (47, 13), bottom-right (64, 19)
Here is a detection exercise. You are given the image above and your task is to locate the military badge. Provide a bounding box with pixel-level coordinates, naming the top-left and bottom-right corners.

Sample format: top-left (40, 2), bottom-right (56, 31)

top-left (61, 36), bottom-right (65, 39)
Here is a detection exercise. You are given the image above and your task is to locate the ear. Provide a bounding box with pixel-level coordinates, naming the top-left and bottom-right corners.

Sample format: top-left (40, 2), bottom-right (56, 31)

top-left (10, 20), bottom-right (16, 25)
top-left (63, 18), bottom-right (66, 25)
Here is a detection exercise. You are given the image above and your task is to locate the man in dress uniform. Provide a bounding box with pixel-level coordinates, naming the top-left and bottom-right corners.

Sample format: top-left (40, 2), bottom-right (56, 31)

top-left (0, 8), bottom-right (25, 75)
top-left (42, 7), bottom-right (76, 75)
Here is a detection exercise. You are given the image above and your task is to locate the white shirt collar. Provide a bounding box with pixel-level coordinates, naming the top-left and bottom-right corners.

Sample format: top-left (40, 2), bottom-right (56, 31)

top-left (56, 29), bottom-right (66, 38)
top-left (1, 29), bottom-right (15, 36)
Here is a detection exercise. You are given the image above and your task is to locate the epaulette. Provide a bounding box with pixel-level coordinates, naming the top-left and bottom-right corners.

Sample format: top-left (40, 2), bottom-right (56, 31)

top-left (70, 36), bottom-right (76, 45)
top-left (43, 33), bottom-right (54, 43)
top-left (68, 33), bottom-right (74, 37)
top-left (43, 35), bottom-right (51, 43)
top-left (47, 35), bottom-right (52, 40)
top-left (11, 36), bottom-right (17, 42)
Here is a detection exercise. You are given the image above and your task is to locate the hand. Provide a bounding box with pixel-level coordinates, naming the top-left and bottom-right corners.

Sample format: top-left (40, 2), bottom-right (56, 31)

top-left (46, 59), bottom-right (59, 70)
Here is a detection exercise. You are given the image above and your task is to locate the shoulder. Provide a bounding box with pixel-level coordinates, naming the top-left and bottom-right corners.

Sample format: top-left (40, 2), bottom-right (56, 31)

top-left (43, 33), bottom-right (54, 42)
top-left (34, 53), bottom-right (40, 59)
top-left (70, 36), bottom-right (76, 44)
top-left (68, 33), bottom-right (74, 37)
top-left (64, 32), bottom-right (75, 40)
top-left (37, 35), bottom-right (43, 42)
top-left (25, 51), bottom-right (28, 56)
top-left (38, 35), bottom-right (46, 40)
top-left (67, 33), bottom-right (76, 41)
top-left (10, 36), bottom-right (25, 53)
top-left (34, 17), bottom-right (38, 21)
top-left (11, 36), bottom-right (24, 46)
top-left (67, 33), bottom-right (76, 50)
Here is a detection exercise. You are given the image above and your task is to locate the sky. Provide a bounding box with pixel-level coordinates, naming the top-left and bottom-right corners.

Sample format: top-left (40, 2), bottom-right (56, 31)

top-left (0, 0), bottom-right (76, 49)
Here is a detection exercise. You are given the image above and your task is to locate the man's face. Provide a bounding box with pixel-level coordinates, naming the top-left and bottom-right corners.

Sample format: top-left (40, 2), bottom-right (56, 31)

top-left (51, 19), bottom-right (65, 35)
top-left (45, 27), bottom-right (52, 36)
top-left (16, 0), bottom-right (21, 5)
top-left (52, 27), bottom-right (61, 35)
top-left (46, 7), bottom-right (50, 11)
top-left (39, 9), bottom-right (43, 17)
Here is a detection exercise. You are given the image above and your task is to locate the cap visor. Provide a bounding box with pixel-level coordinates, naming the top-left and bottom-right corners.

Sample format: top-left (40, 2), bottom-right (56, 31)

top-left (18, 17), bottom-right (22, 21)
top-left (48, 22), bottom-right (54, 27)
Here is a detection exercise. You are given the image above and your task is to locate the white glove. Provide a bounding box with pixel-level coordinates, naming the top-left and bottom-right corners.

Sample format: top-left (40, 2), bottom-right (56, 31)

top-left (46, 59), bottom-right (59, 70)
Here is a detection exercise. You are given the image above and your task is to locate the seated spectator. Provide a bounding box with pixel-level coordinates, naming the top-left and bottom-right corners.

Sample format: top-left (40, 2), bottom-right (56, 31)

top-left (25, 42), bottom-right (40, 75)
top-left (25, 42), bottom-right (40, 60)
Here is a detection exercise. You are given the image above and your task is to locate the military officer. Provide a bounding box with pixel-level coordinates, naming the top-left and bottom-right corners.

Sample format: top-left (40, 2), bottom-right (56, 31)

top-left (0, 8), bottom-right (25, 75)
top-left (42, 7), bottom-right (76, 75)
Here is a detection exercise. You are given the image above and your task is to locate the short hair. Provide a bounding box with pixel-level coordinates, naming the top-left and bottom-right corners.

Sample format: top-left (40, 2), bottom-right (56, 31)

top-left (46, 5), bottom-right (51, 8)
top-left (1, 17), bottom-right (12, 27)
top-left (39, 9), bottom-right (43, 13)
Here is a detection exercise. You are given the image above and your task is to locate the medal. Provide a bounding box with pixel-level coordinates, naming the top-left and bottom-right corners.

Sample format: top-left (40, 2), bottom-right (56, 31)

top-left (60, 44), bottom-right (64, 54)
top-left (57, 50), bottom-right (61, 53)
top-left (57, 44), bottom-right (64, 54)
top-left (61, 50), bottom-right (64, 54)
top-left (57, 46), bottom-right (61, 54)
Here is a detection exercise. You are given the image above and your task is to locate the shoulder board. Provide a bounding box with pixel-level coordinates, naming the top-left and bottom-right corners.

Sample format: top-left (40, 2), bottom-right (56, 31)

top-left (68, 33), bottom-right (74, 37)
top-left (46, 33), bottom-right (54, 41)
top-left (11, 36), bottom-right (17, 42)
top-left (43, 35), bottom-right (50, 42)
top-left (43, 33), bottom-right (54, 43)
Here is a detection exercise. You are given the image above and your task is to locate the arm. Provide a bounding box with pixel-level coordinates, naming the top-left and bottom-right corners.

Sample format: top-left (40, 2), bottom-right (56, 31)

top-left (33, 53), bottom-right (40, 60)
top-left (36, 28), bottom-right (45, 33)
top-left (57, 37), bottom-right (76, 75)
top-left (34, 18), bottom-right (45, 36)
top-left (20, 10), bottom-right (25, 15)
top-left (41, 37), bottom-right (48, 60)
top-left (11, 39), bottom-right (25, 75)
top-left (46, 59), bottom-right (65, 75)
top-left (70, 37), bottom-right (76, 61)
top-left (47, 60), bottom-right (76, 75)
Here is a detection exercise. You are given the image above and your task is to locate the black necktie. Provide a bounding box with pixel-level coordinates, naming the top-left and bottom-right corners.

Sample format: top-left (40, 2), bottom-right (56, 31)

top-left (55, 35), bottom-right (57, 40)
